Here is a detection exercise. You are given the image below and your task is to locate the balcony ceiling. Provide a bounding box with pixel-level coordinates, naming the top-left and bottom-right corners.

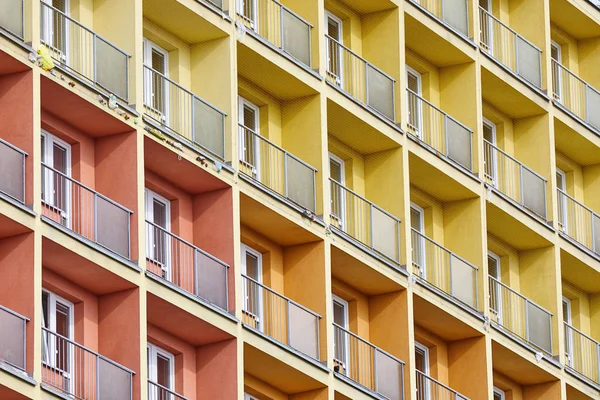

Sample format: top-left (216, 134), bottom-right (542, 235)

top-left (0, 50), bottom-right (29, 76)
top-left (550, 0), bottom-right (600, 40)
top-left (561, 248), bottom-right (600, 293)
top-left (413, 295), bottom-right (483, 341)
top-left (143, 0), bottom-right (228, 43)
top-left (554, 118), bottom-right (600, 166)
top-left (0, 213), bottom-right (31, 239)
top-left (491, 341), bottom-right (558, 386)
top-left (326, 0), bottom-right (398, 14)
top-left (486, 203), bottom-right (553, 251)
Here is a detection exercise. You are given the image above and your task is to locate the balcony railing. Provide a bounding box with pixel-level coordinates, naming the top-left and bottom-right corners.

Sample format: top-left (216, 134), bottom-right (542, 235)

top-left (483, 140), bottom-right (547, 219)
top-left (238, 124), bottom-right (317, 213)
top-left (333, 323), bottom-right (405, 400)
top-left (551, 60), bottom-right (600, 132)
top-left (148, 381), bottom-right (187, 400)
top-left (330, 178), bottom-right (401, 264)
top-left (565, 323), bottom-right (600, 384)
top-left (0, 138), bottom-right (26, 204)
top-left (409, 0), bottom-right (469, 38)
top-left (41, 164), bottom-right (133, 260)
top-left (40, 2), bottom-right (130, 101)
top-left (242, 275), bottom-right (321, 361)
top-left (236, 0), bottom-right (312, 68)
top-left (325, 35), bottom-right (396, 121)
top-left (42, 328), bottom-right (134, 399)
top-left (557, 189), bottom-right (600, 255)
top-left (406, 89), bottom-right (473, 171)
top-left (145, 221), bottom-right (229, 311)
top-left (411, 229), bottom-right (478, 310)
top-left (0, 0), bottom-right (24, 39)
top-left (489, 276), bottom-right (552, 354)
top-left (143, 66), bottom-right (226, 160)
top-left (0, 305), bottom-right (27, 371)
top-left (416, 370), bottom-right (469, 400)
top-left (479, 7), bottom-right (542, 88)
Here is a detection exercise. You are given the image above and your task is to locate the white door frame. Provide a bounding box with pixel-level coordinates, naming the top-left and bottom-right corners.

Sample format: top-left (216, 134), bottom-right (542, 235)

top-left (325, 11), bottom-right (343, 85)
top-left (483, 118), bottom-right (498, 185)
top-left (241, 243), bottom-right (264, 331)
top-left (332, 294), bottom-right (350, 372)
top-left (329, 152), bottom-right (346, 229)
top-left (406, 66), bottom-right (423, 136)
top-left (480, 0), bottom-right (494, 54)
top-left (493, 387), bottom-right (506, 400)
top-left (488, 250), bottom-right (502, 323)
top-left (238, 97), bottom-right (261, 179)
top-left (145, 188), bottom-right (172, 279)
top-left (410, 203), bottom-right (426, 278)
top-left (143, 38), bottom-right (170, 123)
top-left (41, 130), bottom-right (72, 229)
top-left (41, 0), bottom-right (70, 63)
top-left (415, 341), bottom-right (430, 399)
top-left (238, 0), bottom-right (258, 30)
top-left (147, 343), bottom-right (175, 392)
top-left (551, 40), bottom-right (563, 101)
top-left (563, 296), bottom-right (573, 367)
top-left (556, 168), bottom-right (568, 233)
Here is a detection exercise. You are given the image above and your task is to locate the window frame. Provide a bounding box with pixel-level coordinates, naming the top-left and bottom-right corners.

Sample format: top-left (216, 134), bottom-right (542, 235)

top-left (145, 188), bottom-right (172, 279)
top-left (551, 40), bottom-right (563, 101)
top-left (406, 66), bottom-right (423, 135)
top-left (143, 38), bottom-right (170, 122)
top-left (482, 118), bottom-right (498, 185)
top-left (332, 294), bottom-right (350, 372)
top-left (241, 243), bottom-right (264, 330)
top-left (41, 130), bottom-right (72, 226)
top-left (488, 250), bottom-right (503, 323)
top-left (556, 168), bottom-right (568, 232)
top-left (238, 97), bottom-right (261, 178)
top-left (329, 152), bottom-right (346, 229)
top-left (493, 387), bottom-right (506, 400)
top-left (325, 11), bottom-right (344, 84)
top-left (410, 203), bottom-right (427, 277)
top-left (147, 342), bottom-right (176, 391)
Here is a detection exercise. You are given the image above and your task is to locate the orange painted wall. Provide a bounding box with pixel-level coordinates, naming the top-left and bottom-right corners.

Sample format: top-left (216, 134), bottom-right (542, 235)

top-left (241, 225), bottom-right (284, 291)
top-left (196, 339), bottom-right (237, 400)
top-left (447, 336), bottom-right (487, 399)
top-left (0, 233), bottom-right (35, 370)
top-left (0, 70), bottom-right (34, 204)
top-left (414, 326), bottom-right (449, 383)
top-left (98, 288), bottom-right (141, 400)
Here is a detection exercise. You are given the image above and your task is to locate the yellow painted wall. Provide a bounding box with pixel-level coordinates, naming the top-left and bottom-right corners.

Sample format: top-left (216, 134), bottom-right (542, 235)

top-left (488, 234), bottom-right (521, 291)
top-left (332, 278), bottom-right (370, 340)
top-left (328, 137), bottom-right (365, 195)
top-left (494, 370), bottom-right (524, 400)
top-left (239, 78), bottom-right (283, 144)
top-left (244, 373), bottom-right (287, 400)
top-left (562, 280), bottom-right (591, 334)
top-left (410, 186), bottom-right (444, 243)
top-left (405, 50), bottom-right (440, 106)
top-left (551, 25), bottom-right (580, 74)
top-left (414, 326), bottom-right (448, 383)
top-left (579, 37), bottom-right (600, 89)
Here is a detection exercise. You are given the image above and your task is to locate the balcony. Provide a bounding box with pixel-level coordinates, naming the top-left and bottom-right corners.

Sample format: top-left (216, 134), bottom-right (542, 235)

top-left (0, 0), bottom-right (24, 39)
top-left (406, 89), bottom-right (473, 171)
top-left (333, 324), bottom-right (405, 400)
top-left (488, 276), bottom-right (552, 354)
top-left (325, 35), bottom-right (396, 122)
top-left (557, 189), bottom-right (600, 255)
top-left (416, 370), bottom-right (469, 400)
top-left (148, 381), bottom-right (186, 400)
top-left (143, 66), bottom-right (227, 160)
top-left (41, 164), bottom-right (133, 261)
top-left (0, 305), bottom-right (27, 372)
top-left (330, 178), bottom-right (401, 265)
top-left (241, 275), bottom-right (321, 362)
top-left (479, 7), bottom-right (542, 89)
top-left (40, 2), bottom-right (130, 101)
top-left (238, 124), bottom-right (317, 213)
top-left (0, 138), bottom-right (26, 205)
top-left (411, 229), bottom-right (478, 310)
top-left (145, 220), bottom-right (230, 312)
top-left (552, 60), bottom-right (600, 133)
top-left (41, 328), bottom-right (134, 399)
top-left (407, 0), bottom-right (469, 39)
top-left (483, 140), bottom-right (547, 220)
top-left (236, 0), bottom-right (312, 69)
top-left (565, 323), bottom-right (600, 385)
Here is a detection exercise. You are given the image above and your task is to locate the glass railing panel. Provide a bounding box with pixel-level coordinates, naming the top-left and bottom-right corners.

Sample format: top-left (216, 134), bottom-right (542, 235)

top-left (0, 0), bottom-right (24, 39)
top-left (412, 0), bottom-right (469, 37)
top-left (0, 305), bottom-right (27, 371)
top-left (0, 138), bottom-right (26, 204)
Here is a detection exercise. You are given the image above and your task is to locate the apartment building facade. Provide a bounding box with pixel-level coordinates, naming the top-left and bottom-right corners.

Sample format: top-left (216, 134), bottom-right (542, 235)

top-left (0, 0), bottom-right (599, 399)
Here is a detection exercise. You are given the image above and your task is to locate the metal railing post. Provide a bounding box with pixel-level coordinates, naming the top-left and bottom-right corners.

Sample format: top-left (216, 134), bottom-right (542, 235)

top-left (279, 4), bottom-right (284, 51)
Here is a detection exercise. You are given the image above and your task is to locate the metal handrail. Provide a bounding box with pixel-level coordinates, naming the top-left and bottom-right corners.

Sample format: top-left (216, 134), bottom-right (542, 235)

top-left (41, 164), bottom-right (133, 214)
top-left (557, 188), bottom-right (596, 217)
top-left (564, 322), bottom-right (600, 383)
top-left (324, 35), bottom-right (396, 82)
top-left (478, 7), bottom-right (542, 52)
top-left (329, 178), bottom-right (399, 223)
top-left (565, 322), bottom-right (600, 347)
top-left (0, 137), bottom-right (27, 204)
top-left (148, 380), bottom-right (188, 400)
top-left (416, 370), bottom-right (469, 400)
top-left (483, 140), bottom-right (547, 183)
top-left (332, 323), bottom-right (404, 365)
top-left (411, 229), bottom-right (479, 272)
top-left (406, 89), bottom-right (471, 133)
top-left (489, 276), bottom-right (552, 316)
top-left (0, 305), bottom-right (28, 371)
top-left (557, 188), bottom-right (600, 254)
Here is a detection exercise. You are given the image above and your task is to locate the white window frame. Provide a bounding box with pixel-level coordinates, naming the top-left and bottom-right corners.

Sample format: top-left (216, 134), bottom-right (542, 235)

top-left (406, 66), bottom-right (423, 136)
top-left (143, 38), bottom-right (169, 123)
top-left (147, 343), bottom-right (175, 392)
top-left (551, 40), bottom-right (562, 101)
top-left (244, 394), bottom-right (259, 400)
top-left (145, 188), bottom-right (172, 279)
top-left (556, 168), bottom-right (568, 233)
top-left (488, 250), bottom-right (502, 323)
top-left (42, 289), bottom-right (75, 393)
top-left (482, 118), bottom-right (498, 186)
top-left (493, 387), bottom-right (505, 400)
top-left (332, 294), bottom-right (350, 372)
top-left (238, 97), bottom-right (261, 179)
top-left (41, 0), bottom-right (70, 63)
top-left (410, 203), bottom-right (427, 278)
top-left (563, 296), bottom-right (573, 367)
top-left (415, 341), bottom-right (430, 399)
top-left (329, 153), bottom-right (346, 229)
top-left (325, 11), bottom-right (343, 85)
top-left (241, 243), bottom-right (264, 331)
top-left (41, 130), bottom-right (72, 227)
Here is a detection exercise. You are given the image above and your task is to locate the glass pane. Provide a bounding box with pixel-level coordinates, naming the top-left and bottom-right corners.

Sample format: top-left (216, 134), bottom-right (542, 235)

top-left (443, 0), bottom-right (468, 35)
top-left (366, 64), bottom-right (394, 120)
top-left (410, 207), bottom-right (422, 231)
top-left (96, 38), bottom-right (128, 101)
top-left (483, 122), bottom-right (494, 143)
top-left (0, 308), bottom-right (26, 369)
top-left (517, 37), bottom-right (542, 88)
top-left (195, 250), bottom-right (228, 310)
top-left (282, 8), bottom-right (310, 67)
top-left (371, 207), bottom-right (399, 262)
top-left (414, 347), bottom-right (427, 372)
top-left (153, 200), bottom-right (167, 228)
top-left (588, 86), bottom-right (600, 132)
top-left (446, 118), bottom-right (472, 170)
top-left (55, 302), bottom-right (70, 338)
top-left (0, 141), bottom-right (25, 202)
top-left (0, 0), bottom-right (24, 38)
top-left (375, 350), bottom-right (402, 400)
top-left (42, 292), bottom-right (49, 328)
top-left (450, 255), bottom-right (477, 308)
top-left (407, 72), bottom-right (419, 93)
top-left (96, 196), bottom-right (130, 259)
top-left (98, 358), bottom-right (132, 400)
top-left (522, 168), bottom-right (546, 218)
top-left (327, 16), bottom-right (340, 40)
top-left (156, 354), bottom-right (171, 388)
top-left (245, 252), bottom-right (259, 280)
top-left (329, 158), bottom-right (343, 182)
top-left (286, 155), bottom-right (316, 212)
top-left (194, 97), bottom-right (224, 159)
top-left (288, 303), bottom-right (319, 360)
top-left (53, 144), bottom-right (67, 173)
top-left (527, 302), bottom-right (552, 353)
top-left (333, 301), bottom-right (345, 326)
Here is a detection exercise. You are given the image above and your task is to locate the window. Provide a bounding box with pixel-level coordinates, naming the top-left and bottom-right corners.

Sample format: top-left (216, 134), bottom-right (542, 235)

top-left (42, 290), bottom-right (74, 392)
top-left (143, 39), bottom-right (169, 121)
top-left (329, 153), bottom-right (346, 228)
top-left (41, 0), bottom-right (69, 61)
top-left (244, 394), bottom-right (259, 400)
top-left (41, 130), bottom-right (72, 225)
top-left (483, 119), bottom-right (497, 185)
top-left (406, 67), bottom-right (422, 135)
top-left (238, 97), bottom-right (261, 178)
top-left (488, 251), bottom-right (502, 322)
top-left (325, 12), bottom-right (343, 83)
top-left (332, 295), bottom-right (349, 372)
top-left (242, 244), bottom-right (263, 330)
top-left (556, 168), bottom-right (567, 231)
top-left (551, 41), bottom-right (563, 101)
top-left (145, 189), bottom-right (171, 278)
top-left (493, 387), bottom-right (505, 400)
top-left (410, 204), bottom-right (426, 277)
top-left (147, 343), bottom-right (175, 399)
top-left (563, 296), bottom-right (573, 367)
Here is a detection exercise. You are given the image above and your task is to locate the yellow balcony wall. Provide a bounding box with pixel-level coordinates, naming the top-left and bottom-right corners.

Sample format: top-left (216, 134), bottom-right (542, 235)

top-left (244, 372), bottom-right (328, 400)
top-left (493, 369), bottom-right (561, 400)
